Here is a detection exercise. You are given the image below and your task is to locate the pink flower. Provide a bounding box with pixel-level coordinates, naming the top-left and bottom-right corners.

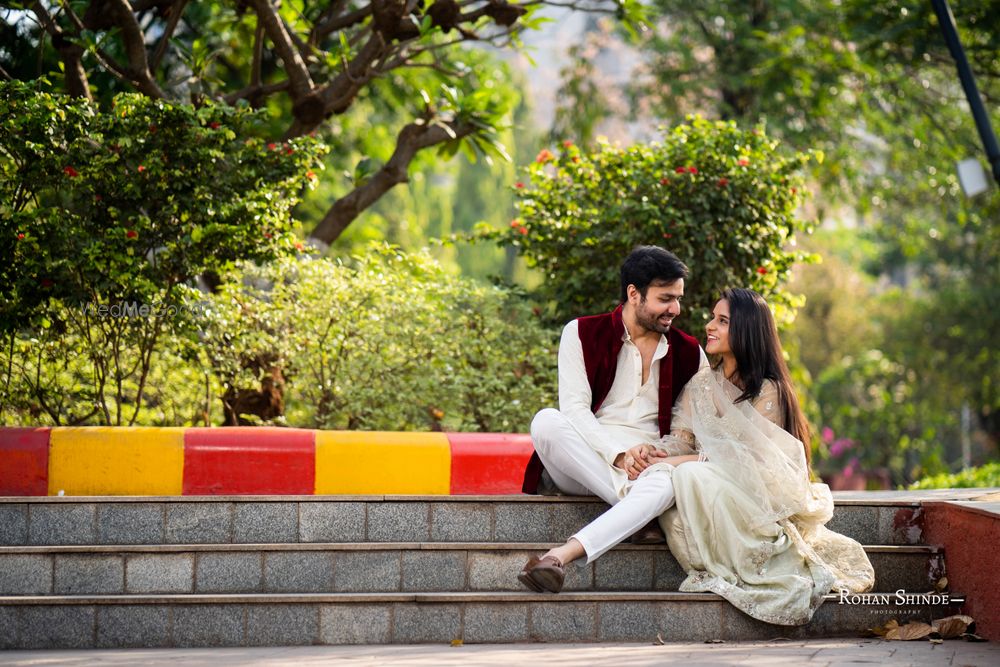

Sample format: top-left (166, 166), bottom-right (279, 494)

top-left (662, 232), bottom-right (672, 239)
top-left (821, 427), bottom-right (834, 444)
top-left (830, 438), bottom-right (853, 458)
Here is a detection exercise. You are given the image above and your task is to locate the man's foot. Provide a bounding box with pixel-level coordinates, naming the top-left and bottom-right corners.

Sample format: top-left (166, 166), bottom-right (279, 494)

top-left (517, 555), bottom-right (565, 593)
top-left (630, 519), bottom-right (666, 544)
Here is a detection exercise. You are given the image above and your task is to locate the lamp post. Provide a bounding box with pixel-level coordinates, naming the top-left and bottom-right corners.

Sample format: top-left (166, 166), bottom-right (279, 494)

top-left (930, 0), bottom-right (1000, 187)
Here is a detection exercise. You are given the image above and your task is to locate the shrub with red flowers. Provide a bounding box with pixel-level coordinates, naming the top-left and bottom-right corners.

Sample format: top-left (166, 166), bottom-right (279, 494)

top-left (0, 81), bottom-right (326, 424)
top-left (472, 116), bottom-right (817, 328)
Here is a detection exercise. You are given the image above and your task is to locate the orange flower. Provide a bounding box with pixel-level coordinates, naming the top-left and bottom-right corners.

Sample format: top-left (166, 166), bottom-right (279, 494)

top-left (535, 148), bottom-right (555, 163)
top-left (295, 241), bottom-right (304, 251)
top-left (306, 170), bottom-right (317, 180)
top-left (510, 219), bottom-right (522, 228)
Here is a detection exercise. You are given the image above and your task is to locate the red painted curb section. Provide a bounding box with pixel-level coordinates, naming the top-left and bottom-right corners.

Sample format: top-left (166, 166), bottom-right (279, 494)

top-left (183, 427), bottom-right (316, 495)
top-left (0, 427), bottom-right (50, 495)
top-left (447, 432), bottom-right (534, 495)
top-left (922, 501), bottom-right (1000, 640)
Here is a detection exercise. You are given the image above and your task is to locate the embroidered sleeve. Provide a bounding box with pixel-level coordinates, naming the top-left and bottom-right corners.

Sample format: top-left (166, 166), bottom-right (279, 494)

top-left (752, 380), bottom-right (785, 428)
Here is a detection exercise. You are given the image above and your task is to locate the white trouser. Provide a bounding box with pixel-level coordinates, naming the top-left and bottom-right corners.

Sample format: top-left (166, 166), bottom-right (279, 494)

top-left (530, 408), bottom-right (676, 562)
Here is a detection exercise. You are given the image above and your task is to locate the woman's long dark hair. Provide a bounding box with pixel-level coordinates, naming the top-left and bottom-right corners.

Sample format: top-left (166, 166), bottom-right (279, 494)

top-left (718, 288), bottom-right (811, 463)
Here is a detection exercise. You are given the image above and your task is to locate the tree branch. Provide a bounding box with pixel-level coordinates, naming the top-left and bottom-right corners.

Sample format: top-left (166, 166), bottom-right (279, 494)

top-left (309, 118), bottom-right (476, 244)
top-left (247, 0), bottom-right (316, 98)
top-left (31, 1), bottom-right (92, 99)
top-left (104, 0), bottom-right (166, 98)
top-left (150, 0), bottom-right (189, 72)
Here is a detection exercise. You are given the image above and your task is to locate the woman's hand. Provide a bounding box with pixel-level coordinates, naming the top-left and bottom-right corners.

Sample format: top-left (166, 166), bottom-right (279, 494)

top-left (614, 444), bottom-right (669, 480)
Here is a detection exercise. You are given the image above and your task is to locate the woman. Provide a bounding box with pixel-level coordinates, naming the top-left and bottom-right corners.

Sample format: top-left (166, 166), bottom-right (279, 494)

top-left (518, 288), bottom-right (874, 626)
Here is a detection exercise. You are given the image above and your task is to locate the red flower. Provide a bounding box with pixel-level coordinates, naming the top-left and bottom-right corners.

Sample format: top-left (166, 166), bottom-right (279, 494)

top-left (660, 177), bottom-right (670, 185)
top-left (63, 166), bottom-right (79, 178)
top-left (510, 219), bottom-right (522, 228)
top-left (757, 267), bottom-right (768, 274)
top-left (137, 165), bottom-right (146, 173)
top-left (209, 121), bottom-right (221, 130)
top-left (40, 279), bottom-right (54, 288)
top-left (285, 147), bottom-right (294, 155)
top-left (94, 194), bottom-right (103, 201)
top-left (263, 232), bottom-right (273, 239)
top-left (148, 124), bottom-right (157, 134)
top-left (306, 170), bottom-right (317, 180)
top-left (791, 187), bottom-right (798, 195)
top-left (717, 178), bottom-right (729, 187)
top-left (738, 159), bottom-right (750, 167)
top-left (268, 143), bottom-right (277, 151)
top-left (126, 230), bottom-right (138, 239)
top-left (535, 148), bottom-right (555, 163)
top-left (675, 166), bottom-right (686, 174)
top-left (562, 140), bottom-right (574, 148)
top-left (17, 233), bottom-right (25, 240)
top-left (517, 226), bottom-right (529, 235)
top-left (687, 166), bottom-right (698, 174)
top-left (514, 182), bottom-right (525, 189)
top-left (662, 233), bottom-right (672, 239)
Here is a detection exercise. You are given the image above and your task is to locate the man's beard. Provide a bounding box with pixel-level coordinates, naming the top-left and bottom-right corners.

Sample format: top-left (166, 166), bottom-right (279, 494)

top-left (635, 302), bottom-right (673, 334)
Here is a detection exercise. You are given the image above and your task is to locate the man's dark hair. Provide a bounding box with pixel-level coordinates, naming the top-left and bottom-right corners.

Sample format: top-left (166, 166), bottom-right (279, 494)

top-left (619, 246), bottom-right (688, 303)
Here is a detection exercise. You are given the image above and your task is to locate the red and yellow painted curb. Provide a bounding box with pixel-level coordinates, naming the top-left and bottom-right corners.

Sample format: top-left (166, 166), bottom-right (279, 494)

top-left (0, 427), bottom-right (534, 496)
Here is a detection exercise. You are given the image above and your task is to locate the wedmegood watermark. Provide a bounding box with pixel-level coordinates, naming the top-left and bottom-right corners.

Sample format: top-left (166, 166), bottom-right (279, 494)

top-left (80, 301), bottom-right (209, 318)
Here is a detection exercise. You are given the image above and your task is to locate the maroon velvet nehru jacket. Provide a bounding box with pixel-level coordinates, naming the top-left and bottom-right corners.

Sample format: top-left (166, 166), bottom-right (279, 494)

top-left (521, 305), bottom-right (702, 494)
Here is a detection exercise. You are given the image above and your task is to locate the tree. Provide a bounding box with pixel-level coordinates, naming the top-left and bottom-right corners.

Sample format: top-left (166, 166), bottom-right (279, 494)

top-left (2, 0), bottom-right (642, 244)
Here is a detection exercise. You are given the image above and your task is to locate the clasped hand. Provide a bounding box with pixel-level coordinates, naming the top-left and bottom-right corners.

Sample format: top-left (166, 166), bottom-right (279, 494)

top-left (614, 444), bottom-right (668, 481)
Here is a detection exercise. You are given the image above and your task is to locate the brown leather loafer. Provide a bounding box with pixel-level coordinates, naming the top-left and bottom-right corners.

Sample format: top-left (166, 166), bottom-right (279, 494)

top-left (517, 555), bottom-right (565, 593)
top-left (630, 519), bottom-right (666, 544)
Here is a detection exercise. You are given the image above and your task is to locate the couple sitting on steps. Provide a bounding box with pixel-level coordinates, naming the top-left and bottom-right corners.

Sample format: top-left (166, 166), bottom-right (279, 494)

top-left (518, 246), bottom-right (875, 626)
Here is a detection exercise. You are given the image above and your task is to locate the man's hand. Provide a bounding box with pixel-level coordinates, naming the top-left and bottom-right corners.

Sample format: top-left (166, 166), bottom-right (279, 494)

top-left (614, 444), bottom-right (669, 480)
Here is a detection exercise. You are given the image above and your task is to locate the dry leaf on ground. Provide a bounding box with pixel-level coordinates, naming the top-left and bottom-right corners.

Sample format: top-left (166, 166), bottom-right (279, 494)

top-left (932, 615), bottom-right (975, 639)
top-left (885, 621), bottom-right (934, 641)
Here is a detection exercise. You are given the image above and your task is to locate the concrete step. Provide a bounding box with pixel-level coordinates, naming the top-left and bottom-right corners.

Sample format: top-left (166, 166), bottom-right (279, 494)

top-left (0, 495), bottom-right (927, 546)
top-left (0, 543), bottom-right (942, 597)
top-left (0, 591), bottom-right (965, 648)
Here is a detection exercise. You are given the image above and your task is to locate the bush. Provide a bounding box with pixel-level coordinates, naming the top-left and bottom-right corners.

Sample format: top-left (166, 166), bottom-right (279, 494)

top-left (200, 246), bottom-right (558, 431)
top-left (908, 462), bottom-right (1000, 490)
top-left (471, 116), bottom-right (817, 329)
top-left (0, 82), bottom-right (324, 424)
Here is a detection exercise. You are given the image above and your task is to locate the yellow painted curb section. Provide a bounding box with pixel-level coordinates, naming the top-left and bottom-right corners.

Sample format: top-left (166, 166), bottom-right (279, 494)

top-left (48, 427), bottom-right (185, 496)
top-left (315, 431), bottom-right (451, 495)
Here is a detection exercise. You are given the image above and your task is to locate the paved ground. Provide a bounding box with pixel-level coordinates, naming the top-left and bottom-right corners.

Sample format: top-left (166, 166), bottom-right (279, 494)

top-left (2, 639), bottom-right (997, 666)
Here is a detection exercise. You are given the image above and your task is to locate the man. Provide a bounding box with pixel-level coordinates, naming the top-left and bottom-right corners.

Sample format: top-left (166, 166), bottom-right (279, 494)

top-left (519, 246), bottom-right (708, 591)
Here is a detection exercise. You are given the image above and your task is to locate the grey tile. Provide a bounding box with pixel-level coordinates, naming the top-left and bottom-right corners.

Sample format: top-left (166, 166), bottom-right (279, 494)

top-left (529, 601), bottom-right (596, 641)
top-left (494, 504), bottom-right (550, 542)
top-left (165, 503), bottom-right (232, 544)
top-left (469, 551), bottom-right (527, 591)
top-left (28, 503), bottom-right (97, 545)
top-left (234, 503), bottom-right (298, 544)
top-left (246, 604), bottom-right (319, 646)
top-left (721, 601), bottom-right (804, 640)
top-left (885, 506), bottom-right (924, 545)
top-left (0, 607), bottom-right (17, 649)
top-left (264, 552), bottom-right (334, 592)
top-left (96, 605), bottom-right (171, 648)
top-left (867, 552), bottom-right (935, 592)
top-left (597, 601), bottom-right (662, 641)
top-left (334, 551), bottom-right (400, 592)
top-left (319, 604), bottom-right (390, 644)
top-left (656, 600), bottom-right (725, 641)
top-left (0, 504), bottom-right (28, 545)
top-left (97, 503), bottom-right (164, 544)
top-left (0, 554), bottom-right (52, 594)
top-left (464, 603), bottom-right (529, 643)
top-left (652, 549), bottom-right (686, 590)
top-left (172, 604), bottom-right (245, 647)
top-left (18, 606), bottom-right (95, 648)
top-left (549, 502), bottom-right (608, 539)
top-left (299, 502), bottom-right (365, 543)
top-left (594, 550), bottom-right (654, 590)
top-left (392, 603), bottom-right (461, 643)
top-left (54, 555), bottom-right (124, 594)
top-left (126, 554), bottom-right (194, 593)
top-left (196, 552), bottom-right (263, 593)
top-left (400, 551), bottom-right (464, 591)
top-left (367, 503), bottom-right (430, 542)
top-left (430, 503), bottom-right (492, 541)
top-left (826, 506), bottom-right (880, 546)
